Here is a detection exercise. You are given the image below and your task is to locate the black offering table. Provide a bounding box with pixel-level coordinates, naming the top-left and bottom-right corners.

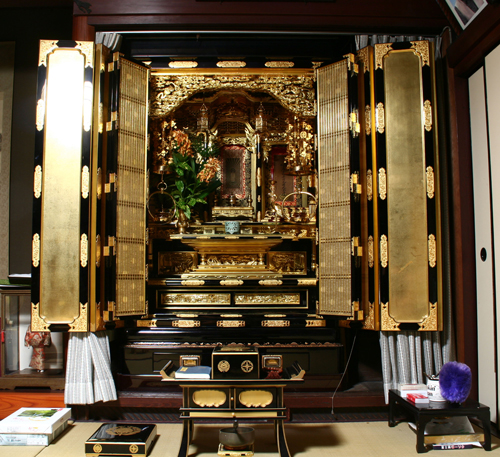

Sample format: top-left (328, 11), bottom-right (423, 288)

top-left (162, 369), bottom-right (304, 457)
top-left (388, 389), bottom-right (491, 453)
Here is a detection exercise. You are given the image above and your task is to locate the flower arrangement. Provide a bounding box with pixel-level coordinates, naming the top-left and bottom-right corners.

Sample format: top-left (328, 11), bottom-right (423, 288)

top-left (165, 127), bottom-right (221, 220)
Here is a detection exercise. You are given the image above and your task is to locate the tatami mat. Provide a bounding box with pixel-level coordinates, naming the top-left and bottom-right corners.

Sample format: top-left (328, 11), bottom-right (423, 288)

top-left (1, 420), bottom-right (499, 457)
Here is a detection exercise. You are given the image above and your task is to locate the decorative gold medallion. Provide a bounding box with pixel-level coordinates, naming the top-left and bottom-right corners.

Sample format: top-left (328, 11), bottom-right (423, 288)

top-left (80, 234), bottom-right (88, 267)
top-left (217, 61), bottom-right (246, 68)
top-left (106, 425), bottom-right (142, 436)
top-left (172, 320), bottom-right (201, 328)
top-left (241, 360), bottom-right (254, 373)
top-left (82, 165), bottom-right (90, 199)
top-left (93, 444), bottom-right (103, 453)
top-left (265, 61), bottom-right (294, 68)
top-left (217, 320), bottom-right (245, 328)
top-left (218, 360), bottom-right (230, 373)
top-left (129, 444), bottom-right (139, 454)
top-left (168, 60), bottom-right (198, 68)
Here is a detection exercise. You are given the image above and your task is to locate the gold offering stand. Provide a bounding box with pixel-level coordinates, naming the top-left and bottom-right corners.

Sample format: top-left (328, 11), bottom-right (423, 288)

top-left (161, 361), bottom-right (305, 457)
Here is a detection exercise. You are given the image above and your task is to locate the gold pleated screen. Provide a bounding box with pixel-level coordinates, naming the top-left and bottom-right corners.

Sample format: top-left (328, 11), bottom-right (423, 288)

top-left (115, 57), bottom-right (149, 316)
top-left (317, 60), bottom-right (352, 316)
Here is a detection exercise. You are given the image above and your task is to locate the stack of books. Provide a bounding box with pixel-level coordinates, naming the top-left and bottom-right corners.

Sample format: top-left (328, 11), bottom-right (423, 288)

top-left (0, 407), bottom-right (71, 446)
top-left (398, 383), bottom-right (428, 398)
top-left (408, 417), bottom-right (483, 450)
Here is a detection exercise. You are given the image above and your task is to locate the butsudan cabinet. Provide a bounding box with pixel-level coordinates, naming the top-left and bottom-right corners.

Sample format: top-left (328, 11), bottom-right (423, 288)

top-left (30, 39), bottom-right (442, 383)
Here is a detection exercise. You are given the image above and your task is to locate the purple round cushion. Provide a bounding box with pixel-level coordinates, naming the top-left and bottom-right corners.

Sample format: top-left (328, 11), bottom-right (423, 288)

top-left (439, 361), bottom-right (472, 403)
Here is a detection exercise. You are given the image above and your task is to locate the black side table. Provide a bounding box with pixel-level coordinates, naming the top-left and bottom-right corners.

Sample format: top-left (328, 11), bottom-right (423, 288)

top-left (388, 389), bottom-right (491, 453)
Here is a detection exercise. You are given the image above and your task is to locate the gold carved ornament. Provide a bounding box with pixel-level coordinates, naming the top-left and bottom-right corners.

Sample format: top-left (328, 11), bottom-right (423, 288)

top-left (75, 41), bottom-right (94, 68)
top-left (426, 166), bottom-right (435, 199)
top-left (129, 445), bottom-right (139, 454)
top-left (368, 235), bottom-right (374, 268)
top-left (419, 302), bottom-right (438, 331)
top-left (378, 168), bottom-right (387, 200)
top-left (239, 390), bottom-right (273, 407)
top-left (181, 279), bottom-right (205, 286)
top-left (38, 40), bottom-right (59, 67)
top-left (366, 169), bottom-right (373, 201)
top-left (357, 47), bottom-right (370, 72)
top-left (32, 234), bottom-right (40, 268)
top-left (265, 61), bottom-right (294, 68)
top-left (375, 43), bottom-right (393, 70)
top-left (306, 319), bottom-right (326, 327)
top-left (217, 320), bottom-right (245, 328)
top-left (259, 280), bottom-right (283, 286)
top-left (34, 166), bottom-right (42, 198)
top-left (80, 234), bottom-right (88, 267)
top-left (172, 320), bottom-right (200, 328)
top-left (411, 41), bottom-right (430, 67)
top-left (36, 98), bottom-right (45, 131)
top-left (96, 234), bottom-right (101, 268)
top-left (428, 234), bottom-right (437, 268)
top-left (381, 302), bottom-right (400, 331)
top-left (297, 278), bottom-right (317, 286)
top-left (365, 105), bottom-right (371, 135)
top-left (150, 73), bottom-right (316, 118)
top-left (31, 303), bottom-right (49, 331)
top-left (69, 303), bottom-right (88, 332)
top-left (424, 100), bottom-right (433, 132)
top-left (93, 444), bottom-right (103, 454)
top-left (376, 102), bottom-right (385, 134)
top-left (220, 280), bottom-right (244, 286)
top-left (169, 61), bottom-right (198, 68)
top-left (82, 166), bottom-right (90, 199)
top-left (380, 235), bottom-right (388, 268)
top-left (262, 320), bottom-right (290, 327)
top-left (362, 302), bottom-right (375, 330)
top-left (192, 389), bottom-right (227, 407)
top-left (217, 61), bottom-right (246, 68)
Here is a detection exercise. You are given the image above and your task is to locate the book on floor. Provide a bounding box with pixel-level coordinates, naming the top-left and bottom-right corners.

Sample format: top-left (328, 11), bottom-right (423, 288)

top-left (85, 423), bottom-right (157, 456)
top-left (175, 365), bottom-right (212, 379)
top-left (0, 408), bottom-right (71, 435)
top-left (0, 421), bottom-right (68, 446)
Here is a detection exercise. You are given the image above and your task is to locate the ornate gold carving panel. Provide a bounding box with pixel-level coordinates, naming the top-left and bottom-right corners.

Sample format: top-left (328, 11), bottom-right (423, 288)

top-left (235, 293), bottom-right (301, 305)
top-left (172, 320), bottom-right (201, 328)
top-left (192, 390), bottom-right (226, 407)
top-left (150, 71), bottom-right (315, 118)
top-left (261, 320), bottom-right (290, 327)
top-left (239, 390), bottom-right (273, 407)
top-left (268, 252), bottom-right (307, 275)
top-left (161, 293), bottom-right (231, 306)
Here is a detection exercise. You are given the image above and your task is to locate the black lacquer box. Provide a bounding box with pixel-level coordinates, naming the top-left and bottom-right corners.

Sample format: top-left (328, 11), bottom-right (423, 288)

top-left (85, 423), bottom-right (157, 456)
top-left (212, 345), bottom-right (260, 379)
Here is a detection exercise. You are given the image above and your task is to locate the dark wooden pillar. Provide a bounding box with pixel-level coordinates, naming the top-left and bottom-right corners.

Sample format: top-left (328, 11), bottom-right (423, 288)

top-left (73, 15), bottom-right (95, 42)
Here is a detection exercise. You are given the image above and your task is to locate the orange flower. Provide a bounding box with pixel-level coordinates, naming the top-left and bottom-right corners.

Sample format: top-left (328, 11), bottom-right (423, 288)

top-left (197, 157), bottom-right (221, 183)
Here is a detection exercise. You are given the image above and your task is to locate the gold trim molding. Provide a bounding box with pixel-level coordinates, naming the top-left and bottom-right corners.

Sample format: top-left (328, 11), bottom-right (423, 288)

top-left (428, 234), bottom-right (437, 268)
top-left (32, 234), bottom-right (40, 268)
top-left (220, 280), bottom-right (244, 286)
top-left (378, 168), bottom-right (387, 200)
top-left (38, 40), bottom-right (58, 67)
top-left (259, 280), bottom-right (283, 286)
top-left (357, 47), bottom-right (370, 72)
top-left (380, 235), bottom-right (388, 268)
top-left (137, 319), bottom-right (158, 327)
top-left (34, 166), bottom-right (42, 199)
top-left (69, 302), bottom-right (88, 332)
top-left (419, 302), bottom-right (438, 331)
top-left (297, 278), bottom-right (317, 286)
top-left (306, 319), bottom-right (326, 327)
top-left (365, 105), bottom-right (371, 135)
top-left (75, 41), bottom-right (94, 68)
top-left (381, 302), bottom-right (400, 331)
top-left (426, 166), bottom-right (435, 199)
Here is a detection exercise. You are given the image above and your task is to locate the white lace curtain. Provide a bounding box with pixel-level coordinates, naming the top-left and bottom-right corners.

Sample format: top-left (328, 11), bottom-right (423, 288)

top-left (64, 331), bottom-right (117, 405)
top-left (355, 33), bottom-right (455, 402)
